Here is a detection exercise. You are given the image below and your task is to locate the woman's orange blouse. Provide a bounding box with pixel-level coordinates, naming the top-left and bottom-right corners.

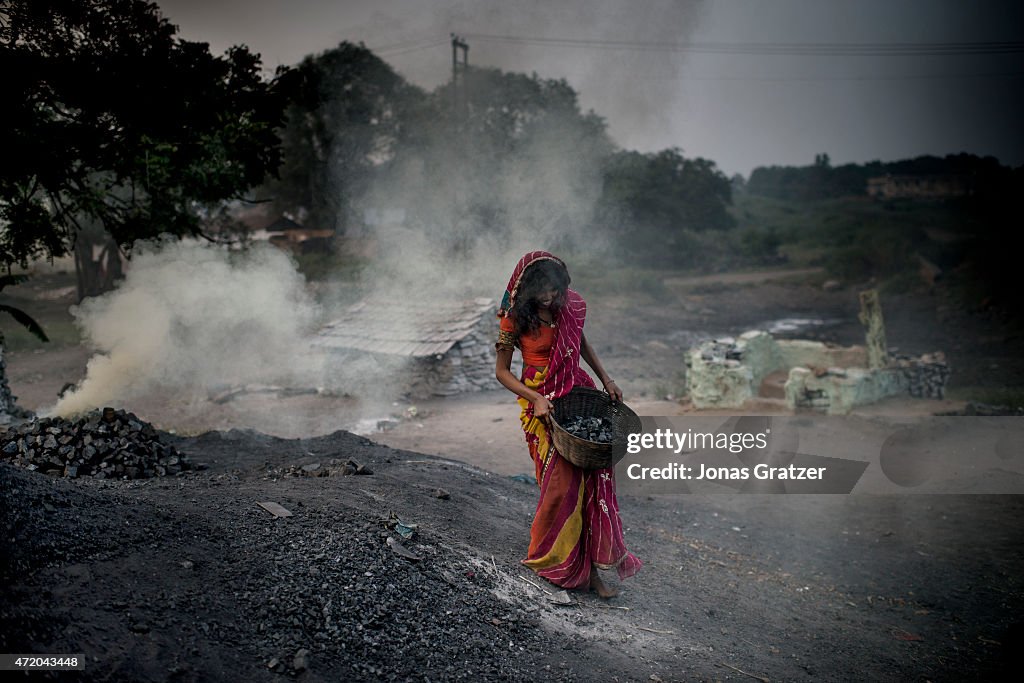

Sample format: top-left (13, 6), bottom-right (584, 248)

top-left (497, 315), bottom-right (555, 368)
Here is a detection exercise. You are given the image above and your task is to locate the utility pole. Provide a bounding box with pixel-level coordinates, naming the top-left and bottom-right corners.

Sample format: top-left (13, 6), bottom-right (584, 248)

top-left (450, 34), bottom-right (468, 123)
top-left (449, 34), bottom-right (470, 256)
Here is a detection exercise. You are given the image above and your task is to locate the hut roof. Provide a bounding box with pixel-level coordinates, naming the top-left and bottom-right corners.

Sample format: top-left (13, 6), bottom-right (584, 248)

top-left (264, 216), bottom-right (306, 232)
top-left (314, 297), bottom-right (496, 357)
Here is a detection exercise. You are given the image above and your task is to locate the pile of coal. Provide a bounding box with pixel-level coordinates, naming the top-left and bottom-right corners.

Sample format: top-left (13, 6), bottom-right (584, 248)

top-left (0, 407), bottom-right (193, 479)
top-left (559, 415), bottom-right (614, 443)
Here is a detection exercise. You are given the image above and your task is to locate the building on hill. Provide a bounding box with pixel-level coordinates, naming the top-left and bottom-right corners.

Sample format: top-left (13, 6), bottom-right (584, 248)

top-left (866, 174), bottom-right (974, 200)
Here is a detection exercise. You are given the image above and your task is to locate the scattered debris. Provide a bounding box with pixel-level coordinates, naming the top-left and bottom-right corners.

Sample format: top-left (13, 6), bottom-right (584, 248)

top-left (547, 591), bottom-right (574, 606)
top-left (261, 457), bottom-right (374, 479)
top-left (386, 536), bottom-right (421, 562)
top-left (257, 501), bottom-right (293, 518)
top-left (518, 575), bottom-right (544, 591)
top-left (386, 511), bottom-right (418, 539)
top-left (342, 459), bottom-right (373, 475)
top-left (718, 661), bottom-right (771, 682)
top-left (890, 627), bottom-right (924, 642)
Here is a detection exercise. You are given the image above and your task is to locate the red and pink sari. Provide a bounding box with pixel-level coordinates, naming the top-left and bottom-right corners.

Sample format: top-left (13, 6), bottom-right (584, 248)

top-left (498, 251), bottom-right (642, 589)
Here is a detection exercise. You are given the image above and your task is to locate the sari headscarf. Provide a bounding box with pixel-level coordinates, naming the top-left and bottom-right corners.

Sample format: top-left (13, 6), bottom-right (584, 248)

top-left (497, 251), bottom-right (595, 398)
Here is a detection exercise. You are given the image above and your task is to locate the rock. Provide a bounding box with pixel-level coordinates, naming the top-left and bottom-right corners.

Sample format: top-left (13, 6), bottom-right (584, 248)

top-left (386, 536), bottom-right (421, 562)
top-left (293, 649), bottom-right (310, 672)
top-left (822, 279), bottom-right (841, 291)
top-left (547, 591), bottom-right (574, 606)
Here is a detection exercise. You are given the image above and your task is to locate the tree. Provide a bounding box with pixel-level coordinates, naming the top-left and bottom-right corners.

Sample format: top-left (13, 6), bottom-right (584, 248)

top-left (0, 0), bottom-right (289, 297)
top-left (262, 42), bottom-right (421, 235)
top-left (0, 0), bottom-right (288, 417)
top-left (387, 66), bottom-right (615, 252)
top-left (599, 148), bottom-right (735, 263)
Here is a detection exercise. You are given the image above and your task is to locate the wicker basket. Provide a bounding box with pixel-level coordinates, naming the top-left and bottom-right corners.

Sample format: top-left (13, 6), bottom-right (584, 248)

top-left (549, 387), bottom-right (642, 470)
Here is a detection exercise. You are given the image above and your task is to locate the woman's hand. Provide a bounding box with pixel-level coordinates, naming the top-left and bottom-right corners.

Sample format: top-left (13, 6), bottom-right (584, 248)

top-left (532, 396), bottom-right (555, 426)
top-left (603, 379), bottom-right (623, 402)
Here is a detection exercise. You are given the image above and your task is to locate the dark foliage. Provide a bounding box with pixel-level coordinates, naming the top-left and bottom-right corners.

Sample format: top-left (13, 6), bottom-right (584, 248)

top-left (0, 0), bottom-right (289, 268)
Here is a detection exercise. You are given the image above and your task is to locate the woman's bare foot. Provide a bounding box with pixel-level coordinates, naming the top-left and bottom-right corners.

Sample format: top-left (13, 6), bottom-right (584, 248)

top-left (589, 571), bottom-right (619, 599)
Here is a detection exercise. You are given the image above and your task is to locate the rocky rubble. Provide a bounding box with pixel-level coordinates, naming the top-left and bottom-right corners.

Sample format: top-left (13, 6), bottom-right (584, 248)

top-left (260, 458), bottom-right (373, 478)
top-left (893, 351), bottom-right (951, 399)
top-left (0, 407), bottom-right (196, 479)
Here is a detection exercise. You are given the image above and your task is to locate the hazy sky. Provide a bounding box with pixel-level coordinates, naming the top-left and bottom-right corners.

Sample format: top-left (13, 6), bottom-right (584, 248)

top-left (159, 0), bottom-right (1023, 177)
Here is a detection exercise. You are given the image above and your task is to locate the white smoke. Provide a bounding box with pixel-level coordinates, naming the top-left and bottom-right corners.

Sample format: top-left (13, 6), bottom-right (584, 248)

top-left (52, 239), bottom-right (325, 420)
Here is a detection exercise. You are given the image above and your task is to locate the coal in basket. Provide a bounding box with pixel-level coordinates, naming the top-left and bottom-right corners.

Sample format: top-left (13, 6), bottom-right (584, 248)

top-left (549, 386), bottom-right (642, 469)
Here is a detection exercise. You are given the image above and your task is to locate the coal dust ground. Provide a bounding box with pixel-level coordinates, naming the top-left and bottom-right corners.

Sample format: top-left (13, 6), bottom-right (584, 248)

top-left (3, 427), bottom-right (1023, 682)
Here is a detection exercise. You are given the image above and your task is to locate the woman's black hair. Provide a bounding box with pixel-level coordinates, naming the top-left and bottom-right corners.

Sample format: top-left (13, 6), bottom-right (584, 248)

top-left (510, 259), bottom-right (571, 336)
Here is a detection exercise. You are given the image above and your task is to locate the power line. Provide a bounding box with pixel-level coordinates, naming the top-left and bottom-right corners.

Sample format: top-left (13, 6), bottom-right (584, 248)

top-left (461, 32), bottom-right (1024, 56)
top-left (671, 70), bottom-right (1024, 82)
top-left (375, 38), bottom-right (448, 58)
top-left (370, 36), bottom-right (436, 53)
top-left (366, 33), bottom-right (1024, 81)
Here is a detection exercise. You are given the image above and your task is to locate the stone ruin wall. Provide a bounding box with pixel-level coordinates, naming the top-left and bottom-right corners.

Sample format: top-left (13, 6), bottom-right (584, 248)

top-left (686, 330), bottom-right (950, 414)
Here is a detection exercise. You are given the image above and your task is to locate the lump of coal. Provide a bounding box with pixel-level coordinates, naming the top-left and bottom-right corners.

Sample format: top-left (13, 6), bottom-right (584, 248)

top-left (558, 415), bottom-right (614, 443)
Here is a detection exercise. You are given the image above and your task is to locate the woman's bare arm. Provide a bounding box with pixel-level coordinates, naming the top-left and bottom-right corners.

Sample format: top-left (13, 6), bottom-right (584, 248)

top-left (580, 332), bottom-right (623, 401)
top-left (495, 347), bottom-right (554, 420)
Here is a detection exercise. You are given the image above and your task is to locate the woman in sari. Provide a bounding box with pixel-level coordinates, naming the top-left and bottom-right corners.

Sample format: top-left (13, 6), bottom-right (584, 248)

top-left (494, 251), bottom-right (642, 598)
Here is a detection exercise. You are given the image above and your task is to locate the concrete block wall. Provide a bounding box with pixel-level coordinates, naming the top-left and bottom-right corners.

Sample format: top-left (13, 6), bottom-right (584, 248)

top-left (686, 329), bottom-right (950, 413)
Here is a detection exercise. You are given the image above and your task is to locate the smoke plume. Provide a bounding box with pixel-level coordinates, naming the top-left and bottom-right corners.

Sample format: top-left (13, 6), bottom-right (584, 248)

top-left (52, 240), bottom-right (324, 419)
